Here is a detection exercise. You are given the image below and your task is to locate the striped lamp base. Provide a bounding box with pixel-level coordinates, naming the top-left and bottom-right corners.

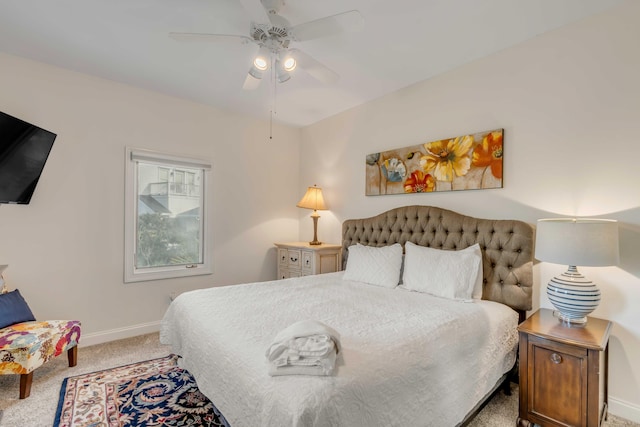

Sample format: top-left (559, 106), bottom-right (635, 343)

top-left (546, 265), bottom-right (600, 324)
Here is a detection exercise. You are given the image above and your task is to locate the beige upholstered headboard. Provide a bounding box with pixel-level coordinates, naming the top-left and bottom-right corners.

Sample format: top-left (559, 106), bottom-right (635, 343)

top-left (342, 205), bottom-right (533, 314)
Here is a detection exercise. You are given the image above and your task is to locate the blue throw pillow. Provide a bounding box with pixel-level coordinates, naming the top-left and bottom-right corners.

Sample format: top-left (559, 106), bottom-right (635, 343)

top-left (0, 289), bottom-right (36, 329)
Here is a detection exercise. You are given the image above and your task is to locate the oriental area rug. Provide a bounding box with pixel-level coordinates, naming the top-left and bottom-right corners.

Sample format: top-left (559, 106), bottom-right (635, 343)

top-left (54, 354), bottom-right (230, 427)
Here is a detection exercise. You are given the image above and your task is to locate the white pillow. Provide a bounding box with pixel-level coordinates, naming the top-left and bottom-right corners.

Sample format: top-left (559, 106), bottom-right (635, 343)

top-left (462, 243), bottom-right (484, 299)
top-left (402, 241), bottom-right (482, 301)
top-left (343, 243), bottom-right (403, 288)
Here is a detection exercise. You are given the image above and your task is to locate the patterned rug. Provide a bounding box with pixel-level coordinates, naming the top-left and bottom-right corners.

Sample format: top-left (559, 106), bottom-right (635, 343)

top-left (54, 354), bottom-right (230, 427)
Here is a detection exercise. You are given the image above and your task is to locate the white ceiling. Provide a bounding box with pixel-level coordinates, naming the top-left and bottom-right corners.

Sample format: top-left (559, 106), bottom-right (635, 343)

top-left (0, 0), bottom-right (622, 127)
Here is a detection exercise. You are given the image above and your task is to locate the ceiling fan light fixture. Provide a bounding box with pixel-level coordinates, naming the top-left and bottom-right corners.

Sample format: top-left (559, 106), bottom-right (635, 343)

top-left (253, 56), bottom-right (268, 71)
top-left (253, 46), bottom-right (271, 71)
top-left (275, 59), bottom-right (291, 83)
top-left (282, 56), bottom-right (296, 71)
top-left (277, 70), bottom-right (291, 83)
top-left (248, 65), bottom-right (264, 79)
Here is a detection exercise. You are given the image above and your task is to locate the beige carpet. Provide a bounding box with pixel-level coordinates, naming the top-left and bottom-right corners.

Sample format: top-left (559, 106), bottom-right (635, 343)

top-left (0, 332), bottom-right (637, 427)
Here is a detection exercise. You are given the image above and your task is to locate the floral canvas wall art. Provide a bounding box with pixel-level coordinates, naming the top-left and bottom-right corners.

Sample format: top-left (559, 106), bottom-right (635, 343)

top-left (365, 129), bottom-right (503, 196)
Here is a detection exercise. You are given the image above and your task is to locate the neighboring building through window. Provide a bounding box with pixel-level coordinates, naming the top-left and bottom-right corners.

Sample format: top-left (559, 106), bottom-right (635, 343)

top-left (124, 148), bottom-right (212, 282)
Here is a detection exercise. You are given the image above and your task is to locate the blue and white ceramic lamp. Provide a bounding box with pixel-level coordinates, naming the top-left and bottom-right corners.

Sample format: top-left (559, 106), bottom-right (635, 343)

top-left (535, 218), bottom-right (619, 325)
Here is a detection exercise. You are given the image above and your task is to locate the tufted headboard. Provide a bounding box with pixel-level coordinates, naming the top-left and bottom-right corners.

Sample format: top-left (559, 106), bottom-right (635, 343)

top-left (342, 205), bottom-right (533, 314)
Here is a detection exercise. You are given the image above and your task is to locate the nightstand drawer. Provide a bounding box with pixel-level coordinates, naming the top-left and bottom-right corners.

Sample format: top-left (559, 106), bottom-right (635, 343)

top-left (302, 251), bottom-right (313, 272)
top-left (287, 249), bottom-right (302, 269)
top-left (529, 334), bottom-right (588, 358)
top-left (528, 336), bottom-right (588, 426)
top-left (274, 242), bottom-right (342, 280)
top-left (278, 248), bottom-right (288, 266)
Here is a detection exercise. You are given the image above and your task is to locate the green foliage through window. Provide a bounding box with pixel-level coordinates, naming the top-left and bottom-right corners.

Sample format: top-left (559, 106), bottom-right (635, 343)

top-left (136, 212), bottom-right (201, 268)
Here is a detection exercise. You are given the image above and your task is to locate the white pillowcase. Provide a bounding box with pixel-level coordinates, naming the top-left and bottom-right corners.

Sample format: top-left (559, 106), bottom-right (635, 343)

top-left (343, 243), bottom-right (403, 288)
top-left (402, 241), bottom-right (482, 301)
top-left (466, 244), bottom-right (484, 299)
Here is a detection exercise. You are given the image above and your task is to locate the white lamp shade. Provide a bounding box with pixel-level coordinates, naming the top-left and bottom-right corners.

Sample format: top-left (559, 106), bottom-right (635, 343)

top-left (296, 185), bottom-right (327, 211)
top-left (535, 218), bottom-right (619, 267)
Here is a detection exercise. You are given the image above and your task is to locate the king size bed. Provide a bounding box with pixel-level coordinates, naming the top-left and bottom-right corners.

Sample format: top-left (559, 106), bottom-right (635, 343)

top-left (160, 205), bottom-right (534, 426)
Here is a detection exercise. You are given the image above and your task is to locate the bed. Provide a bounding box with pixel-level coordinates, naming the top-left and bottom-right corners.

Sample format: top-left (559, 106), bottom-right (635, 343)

top-left (160, 205), bottom-right (534, 426)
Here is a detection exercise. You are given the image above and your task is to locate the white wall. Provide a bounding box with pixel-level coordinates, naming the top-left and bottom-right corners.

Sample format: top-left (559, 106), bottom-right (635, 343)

top-left (0, 53), bottom-right (302, 344)
top-left (300, 1), bottom-right (640, 421)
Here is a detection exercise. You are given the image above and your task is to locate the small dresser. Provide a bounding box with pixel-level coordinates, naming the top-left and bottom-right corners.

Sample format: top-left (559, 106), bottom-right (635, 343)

top-left (517, 308), bottom-right (612, 427)
top-left (275, 242), bottom-right (342, 279)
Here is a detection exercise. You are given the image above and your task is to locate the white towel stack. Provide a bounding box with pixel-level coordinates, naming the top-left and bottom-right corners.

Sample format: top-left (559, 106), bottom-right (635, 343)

top-left (265, 320), bottom-right (341, 376)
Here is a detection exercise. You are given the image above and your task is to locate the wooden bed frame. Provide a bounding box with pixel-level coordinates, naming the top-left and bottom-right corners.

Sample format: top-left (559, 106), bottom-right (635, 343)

top-left (341, 205), bottom-right (534, 425)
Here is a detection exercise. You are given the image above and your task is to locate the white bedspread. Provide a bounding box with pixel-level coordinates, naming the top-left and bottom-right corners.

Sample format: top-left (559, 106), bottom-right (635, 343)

top-left (160, 272), bottom-right (518, 427)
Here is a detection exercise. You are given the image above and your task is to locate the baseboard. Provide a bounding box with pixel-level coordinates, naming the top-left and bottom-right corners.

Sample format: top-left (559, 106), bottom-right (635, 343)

top-left (609, 396), bottom-right (640, 423)
top-left (79, 321), bottom-right (161, 347)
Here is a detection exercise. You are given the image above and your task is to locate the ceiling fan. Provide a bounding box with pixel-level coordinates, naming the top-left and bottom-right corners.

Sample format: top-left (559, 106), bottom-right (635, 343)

top-left (169, 0), bottom-right (363, 90)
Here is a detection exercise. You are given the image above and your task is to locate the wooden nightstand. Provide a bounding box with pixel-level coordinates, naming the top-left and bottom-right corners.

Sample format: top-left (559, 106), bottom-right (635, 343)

top-left (274, 242), bottom-right (342, 279)
top-left (517, 308), bottom-right (612, 427)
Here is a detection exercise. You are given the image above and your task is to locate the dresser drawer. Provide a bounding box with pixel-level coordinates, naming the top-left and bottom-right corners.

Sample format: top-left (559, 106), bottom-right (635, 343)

top-left (287, 249), bottom-right (302, 269)
top-left (301, 251), bottom-right (313, 273)
top-left (279, 248), bottom-right (304, 277)
top-left (278, 248), bottom-right (288, 267)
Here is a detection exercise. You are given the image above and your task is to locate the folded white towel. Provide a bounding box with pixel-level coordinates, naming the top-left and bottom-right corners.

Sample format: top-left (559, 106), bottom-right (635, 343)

top-left (268, 335), bottom-right (334, 366)
top-left (266, 320), bottom-right (341, 360)
top-left (291, 334), bottom-right (334, 357)
top-left (269, 347), bottom-right (337, 376)
top-left (266, 320), bottom-right (341, 377)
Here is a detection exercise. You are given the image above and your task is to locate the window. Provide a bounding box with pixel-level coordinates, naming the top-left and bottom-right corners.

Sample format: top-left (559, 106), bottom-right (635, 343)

top-left (158, 167), bottom-right (169, 182)
top-left (124, 148), bottom-right (212, 283)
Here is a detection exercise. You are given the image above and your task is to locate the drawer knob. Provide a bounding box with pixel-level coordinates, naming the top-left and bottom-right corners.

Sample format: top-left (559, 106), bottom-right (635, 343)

top-left (550, 353), bottom-right (562, 364)
top-left (290, 257), bottom-right (298, 262)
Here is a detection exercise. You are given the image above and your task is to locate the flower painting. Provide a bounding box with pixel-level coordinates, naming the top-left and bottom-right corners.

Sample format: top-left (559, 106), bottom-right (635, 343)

top-left (365, 129), bottom-right (503, 196)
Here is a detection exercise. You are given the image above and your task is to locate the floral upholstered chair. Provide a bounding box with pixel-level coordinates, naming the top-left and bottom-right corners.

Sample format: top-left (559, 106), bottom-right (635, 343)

top-left (0, 289), bottom-right (81, 398)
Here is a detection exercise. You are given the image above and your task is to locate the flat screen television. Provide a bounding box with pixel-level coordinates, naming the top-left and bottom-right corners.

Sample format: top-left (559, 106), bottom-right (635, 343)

top-left (0, 111), bottom-right (57, 204)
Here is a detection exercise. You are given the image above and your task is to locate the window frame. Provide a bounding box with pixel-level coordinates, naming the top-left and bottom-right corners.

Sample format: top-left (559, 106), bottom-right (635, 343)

top-left (124, 147), bottom-right (213, 283)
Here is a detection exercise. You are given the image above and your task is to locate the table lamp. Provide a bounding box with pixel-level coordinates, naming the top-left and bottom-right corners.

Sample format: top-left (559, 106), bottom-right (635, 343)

top-left (535, 218), bottom-right (619, 324)
top-left (296, 185), bottom-right (327, 245)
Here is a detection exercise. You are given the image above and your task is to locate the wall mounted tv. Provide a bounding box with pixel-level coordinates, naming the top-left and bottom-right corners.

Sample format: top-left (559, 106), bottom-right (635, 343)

top-left (0, 111), bottom-right (57, 204)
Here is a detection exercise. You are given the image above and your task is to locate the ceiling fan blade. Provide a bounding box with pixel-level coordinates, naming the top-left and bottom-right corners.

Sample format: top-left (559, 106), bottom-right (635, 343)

top-left (289, 10), bottom-right (363, 42)
top-left (243, 72), bottom-right (262, 90)
top-left (290, 49), bottom-right (339, 85)
top-left (238, 0), bottom-right (272, 25)
top-left (169, 32), bottom-right (253, 44)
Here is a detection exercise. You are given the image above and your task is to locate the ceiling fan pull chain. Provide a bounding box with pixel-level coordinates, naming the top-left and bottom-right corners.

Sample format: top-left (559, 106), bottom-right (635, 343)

top-left (269, 53), bottom-right (278, 140)
top-left (272, 54), bottom-right (277, 115)
top-left (269, 110), bottom-right (273, 140)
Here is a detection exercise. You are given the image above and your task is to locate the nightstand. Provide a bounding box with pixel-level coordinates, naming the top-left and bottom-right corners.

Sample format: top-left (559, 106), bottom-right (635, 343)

top-left (517, 308), bottom-right (612, 427)
top-left (274, 242), bottom-right (342, 279)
